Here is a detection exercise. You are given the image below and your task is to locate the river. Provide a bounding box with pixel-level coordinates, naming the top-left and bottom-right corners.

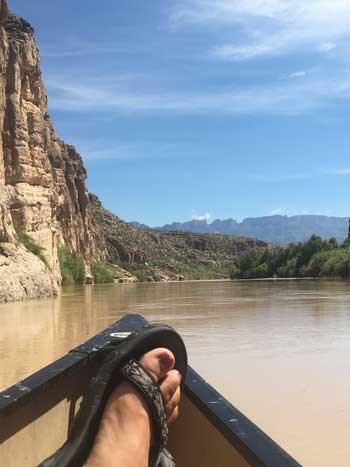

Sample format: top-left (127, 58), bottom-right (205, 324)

top-left (1, 279), bottom-right (350, 466)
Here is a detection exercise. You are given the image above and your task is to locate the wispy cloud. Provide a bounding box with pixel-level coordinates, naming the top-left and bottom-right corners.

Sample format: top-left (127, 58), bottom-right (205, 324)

top-left (46, 73), bottom-right (350, 116)
top-left (250, 171), bottom-right (317, 183)
top-left (44, 1), bottom-right (350, 119)
top-left (289, 71), bottom-right (307, 79)
top-left (78, 144), bottom-right (141, 161)
top-left (251, 168), bottom-right (350, 183)
top-left (329, 168), bottom-right (350, 176)
top-left (173, 1), bottom-right (350, 61)
top-left (69, 139), bottom-right (193, 161)
top-left (319, 42), bottom-right (337, 53)
top-left (41, 40), bottom-right (129, 58)
top-left (267, 208), bottom-right (327, 217)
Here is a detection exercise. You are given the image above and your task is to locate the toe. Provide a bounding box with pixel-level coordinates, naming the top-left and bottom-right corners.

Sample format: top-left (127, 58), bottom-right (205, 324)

top-left (139, 348), bottom-right (175, 383)
top-left (164, 385), bottom-right (181, 420)
top-left (167, 406), bottom-right (179, 426)
top-left (159, 370), bottom-right (181, 406)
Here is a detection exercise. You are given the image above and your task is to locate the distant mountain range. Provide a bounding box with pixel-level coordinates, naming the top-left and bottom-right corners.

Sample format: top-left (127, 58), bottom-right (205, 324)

top-left (130, 215), bottom-right (350, 245)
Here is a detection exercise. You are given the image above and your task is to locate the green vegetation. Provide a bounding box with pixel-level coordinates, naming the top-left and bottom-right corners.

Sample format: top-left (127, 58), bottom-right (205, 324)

top-left (58, 246), bottom-right (85, 285)
top-left (122, 261), bottom-right (230, 282)
top-left (230, 235), bottom-right (350, 279)
top-left (91, 262), bottom-right (115, 284)
top-left (13, 220), bottom-right (50, 270)
top-left (121, 264), bottom-right (148, 282)
top-left (178, 263), bottom-right (230, 280)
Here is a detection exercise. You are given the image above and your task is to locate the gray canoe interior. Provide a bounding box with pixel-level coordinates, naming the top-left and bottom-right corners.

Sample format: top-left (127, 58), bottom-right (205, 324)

top-left (0, 362), bottom-right (249, 467)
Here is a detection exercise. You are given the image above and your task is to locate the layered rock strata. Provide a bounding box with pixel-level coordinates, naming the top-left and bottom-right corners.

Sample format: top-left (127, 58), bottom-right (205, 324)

top-left (0, 4), bottom-right (106, 302)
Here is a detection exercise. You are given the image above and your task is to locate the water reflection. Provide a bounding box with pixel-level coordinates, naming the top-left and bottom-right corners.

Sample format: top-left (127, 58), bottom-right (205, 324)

top-left (1, 279), bottom-right (350, 466)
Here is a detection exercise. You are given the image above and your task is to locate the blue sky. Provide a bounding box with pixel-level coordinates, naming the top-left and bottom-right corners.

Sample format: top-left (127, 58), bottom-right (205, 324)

top-left (11, 0), bottom-right (350, 225)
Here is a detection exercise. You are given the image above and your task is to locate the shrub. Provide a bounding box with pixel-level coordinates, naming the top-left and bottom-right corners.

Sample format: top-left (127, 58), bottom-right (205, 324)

top-left (229, 264), bottom-right (240, 279)
top-left (277, 257), bottom-right (298, 278)
top-left (321, 248), bottom-right (350, 278)
top-left (58, 246), bottom-right (85, 285)
top-left (251, 263), bottom-right (269, 278)
top-left (231, 235), bottom-right (350, 280)
top-left (91, 262), bottom-right (115, 284)
top-left (132, 268), bottom-right (149, 282)
top-left (304, 251), bottom-right (333, 277)
top-left (120, 263), bottom-right (148, 282)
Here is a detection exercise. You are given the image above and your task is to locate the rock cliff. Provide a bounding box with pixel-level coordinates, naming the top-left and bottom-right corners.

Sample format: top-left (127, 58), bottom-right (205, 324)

top-left (0, 2), bottom-right (266, 302)
top-left (0, 3), bottom-right (106, 302)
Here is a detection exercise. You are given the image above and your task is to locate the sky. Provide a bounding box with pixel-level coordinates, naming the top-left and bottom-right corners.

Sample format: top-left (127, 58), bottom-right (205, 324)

top-left (10, 0), bottom-right (350, 225)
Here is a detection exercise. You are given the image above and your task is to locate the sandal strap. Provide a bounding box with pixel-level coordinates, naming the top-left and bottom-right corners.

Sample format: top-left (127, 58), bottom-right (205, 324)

top-left (158, 448), bottom-right (176, 467)
top-left (121, 360), bottom-right (168, 466)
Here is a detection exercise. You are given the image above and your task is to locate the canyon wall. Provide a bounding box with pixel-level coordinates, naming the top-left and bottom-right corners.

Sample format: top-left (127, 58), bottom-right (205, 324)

top-left (0, 6), bottom-right (106, 302)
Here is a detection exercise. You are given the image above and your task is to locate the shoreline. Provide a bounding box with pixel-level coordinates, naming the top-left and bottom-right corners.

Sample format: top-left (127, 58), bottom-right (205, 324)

top-left (1, 276), bottom-right (348, 307)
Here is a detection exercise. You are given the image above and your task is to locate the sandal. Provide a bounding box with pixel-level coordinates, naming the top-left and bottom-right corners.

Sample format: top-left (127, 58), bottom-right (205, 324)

top-left (38, 324), bottom-right (187, 467)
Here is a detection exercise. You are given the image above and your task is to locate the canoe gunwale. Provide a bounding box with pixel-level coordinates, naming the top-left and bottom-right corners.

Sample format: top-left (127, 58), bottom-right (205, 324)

top-left (0, 314), bottom-right (146, 419)
top-left (0, 324), bottom-right (115, 419)
top-left (0, 313), bottom-right (301, 466)
top-left (184, 367), bottom-right (301, 466)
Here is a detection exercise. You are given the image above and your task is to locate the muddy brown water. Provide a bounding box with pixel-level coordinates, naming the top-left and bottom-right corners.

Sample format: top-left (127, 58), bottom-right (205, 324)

top-left (1, 279), bottom-right (350, 466)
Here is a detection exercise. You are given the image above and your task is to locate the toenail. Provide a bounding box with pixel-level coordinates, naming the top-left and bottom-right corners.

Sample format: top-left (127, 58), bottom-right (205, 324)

top-left (159, 352), bottom-right (174, 370)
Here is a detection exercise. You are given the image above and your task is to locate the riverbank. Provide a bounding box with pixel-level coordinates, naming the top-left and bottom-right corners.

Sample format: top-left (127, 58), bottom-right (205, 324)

top-left (231, 235), bottom-right (350, 281)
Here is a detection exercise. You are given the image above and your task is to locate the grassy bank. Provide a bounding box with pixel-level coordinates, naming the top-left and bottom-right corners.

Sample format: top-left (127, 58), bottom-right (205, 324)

top-left (58, 248), bottom-right (116, 286)
top-left (91, 262), bottom-right (115, 283)
top-left (58, 247), bottom-right (86, 285)
top-left (122, 261), bottom-right (231, 282)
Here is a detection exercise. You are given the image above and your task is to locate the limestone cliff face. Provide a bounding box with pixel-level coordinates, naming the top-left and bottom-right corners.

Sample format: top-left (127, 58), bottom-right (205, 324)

top-left (0, 7), bottom-right (105, 302)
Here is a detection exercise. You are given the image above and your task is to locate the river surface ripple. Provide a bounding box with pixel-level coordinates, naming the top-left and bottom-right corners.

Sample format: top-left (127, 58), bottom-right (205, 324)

top-left (1, 279), bottom-right (350, 466)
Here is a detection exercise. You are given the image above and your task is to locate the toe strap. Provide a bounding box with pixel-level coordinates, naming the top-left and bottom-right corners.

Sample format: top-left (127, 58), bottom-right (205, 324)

top-left (121, 360), bottom-right (172, 467)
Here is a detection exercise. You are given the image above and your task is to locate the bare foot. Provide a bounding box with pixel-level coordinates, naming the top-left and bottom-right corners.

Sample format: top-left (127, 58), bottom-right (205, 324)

top-left (86, 348), bottom-right (181, 467)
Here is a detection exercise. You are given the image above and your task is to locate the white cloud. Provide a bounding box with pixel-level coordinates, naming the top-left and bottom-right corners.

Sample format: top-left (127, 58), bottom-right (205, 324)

top-left (40, 2), bottom-right (350, 120)
top-left (173, 0), bottom-right (350, 60)
top-left (192, 212), bottom-right (211, 221)
top-left (270, 208), bottom-right (286, 215)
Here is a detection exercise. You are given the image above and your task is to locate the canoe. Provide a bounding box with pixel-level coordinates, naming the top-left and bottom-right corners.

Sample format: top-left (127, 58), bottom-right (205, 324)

top-left (0, 314), bottom-right (301, 467)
